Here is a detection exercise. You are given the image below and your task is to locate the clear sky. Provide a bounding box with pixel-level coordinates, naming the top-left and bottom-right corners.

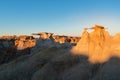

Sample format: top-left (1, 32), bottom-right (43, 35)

top-left (0, 0), bottom-right (120, 36)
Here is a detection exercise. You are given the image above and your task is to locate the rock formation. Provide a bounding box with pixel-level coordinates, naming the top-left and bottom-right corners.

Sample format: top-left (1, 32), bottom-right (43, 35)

top-left (32, 32), bottom-right (53, 39)
top-left (0, 35), bottom-right (36, 64)
top-left (1, 26), bottom-right (120, 80)
top-left (0, 33), bottom-right (80, 64)
top-left (53, 35), bottom-right (80, 44)
top-left (15, 35), bottom-right (36, 50)
top-left (71, 25), bottom-right (113, 63)
top-left (33, 32), bottom-right (80, 45)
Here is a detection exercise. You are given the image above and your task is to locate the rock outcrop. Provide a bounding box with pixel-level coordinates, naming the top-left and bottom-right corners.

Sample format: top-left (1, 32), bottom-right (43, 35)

top-left (15, 35), bottom-right (36, 50)
top-left (72, 25), bottom-right (114, 63)
top-left (0, 35), bottom-right (36, 64)
top-left (0, 33), bottom-right (80, 64)
top-left (32, 32), bottom-right (53, 39)
top-left (1, 26), bottom-right (120, 80)
top-left (71, 25), bottom-right (120, 63)
top-left (53, 35), bottom-right (80, 44)
top-left (33, 32), bottom-right (80, 45)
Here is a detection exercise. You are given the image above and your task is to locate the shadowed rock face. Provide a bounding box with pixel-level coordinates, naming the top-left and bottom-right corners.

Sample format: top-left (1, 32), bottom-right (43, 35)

top-left (0, 33), bottom-right (79, 53)
top-left (1, 26), bottom-right (120, 80)
top-left (0, 36), bottom-right (36, 64)
top-left (0, 33), bottom-right (80, 64)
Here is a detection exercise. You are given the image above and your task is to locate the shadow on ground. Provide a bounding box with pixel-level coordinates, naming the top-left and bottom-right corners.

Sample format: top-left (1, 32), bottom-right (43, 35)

top-left (0, 47), bottom-right (120, 80)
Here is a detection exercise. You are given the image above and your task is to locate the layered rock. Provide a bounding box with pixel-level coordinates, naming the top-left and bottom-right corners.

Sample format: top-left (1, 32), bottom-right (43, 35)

top-left (53, 35), bottom-right (80, 44)
top-left (15, 35), bottom-right (36, 50)
top-left (71, 25), bottom-right (113, 63)
top-left (0, 35), bottom-right (36, 64)
top-left (32, 32), bottom-right (53, 39)
top-left (33, 32), bottom-right (80, 45)
top-left (1, 27), bottom-right (120, 80)
top-left (0, 33), bottom-right (79, 64)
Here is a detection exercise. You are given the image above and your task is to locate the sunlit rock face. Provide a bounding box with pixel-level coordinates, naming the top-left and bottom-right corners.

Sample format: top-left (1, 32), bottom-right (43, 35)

top-left (33, 32), bottom-right (53, 39)
top-left (53, 35), bottom-right (68, 44)
top-left (33, 32), bottom-right (80, 49)
top-left (71, 25), bottom-right (120, 63)
top-left (53, 35), bottom-right (80, 44)
top-left (111, 33), bottom-right (120, 55)
top-left (15, 36), bottom-right (36, 50)
top-left (0, 36), bottom-right (14, 40)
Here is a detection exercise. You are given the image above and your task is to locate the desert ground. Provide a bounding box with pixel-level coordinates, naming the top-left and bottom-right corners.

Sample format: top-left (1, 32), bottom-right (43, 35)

top-left (0, 25), bottom-right (120, 80)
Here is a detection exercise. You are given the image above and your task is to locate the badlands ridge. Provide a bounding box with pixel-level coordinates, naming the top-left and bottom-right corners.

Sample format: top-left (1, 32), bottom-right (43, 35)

top-left (0, 25), bottom-right (120, 80)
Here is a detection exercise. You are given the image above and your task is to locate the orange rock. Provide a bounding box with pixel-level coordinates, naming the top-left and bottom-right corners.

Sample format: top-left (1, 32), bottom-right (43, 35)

top-left (71, 25), bottom-right (112, 63)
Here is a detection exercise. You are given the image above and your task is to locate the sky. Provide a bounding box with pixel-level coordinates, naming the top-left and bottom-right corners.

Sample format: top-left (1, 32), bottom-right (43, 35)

top-left (0, 0), bottom-right (120, 36)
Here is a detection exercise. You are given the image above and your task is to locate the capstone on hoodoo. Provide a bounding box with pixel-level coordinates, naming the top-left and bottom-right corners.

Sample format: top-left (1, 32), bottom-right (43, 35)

top-left (71, 25), bottom-right (112, 63)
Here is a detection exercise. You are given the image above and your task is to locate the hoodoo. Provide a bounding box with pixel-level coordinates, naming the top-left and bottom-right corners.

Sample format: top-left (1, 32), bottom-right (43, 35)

top-left (71, 25), bottom-right (112, 63)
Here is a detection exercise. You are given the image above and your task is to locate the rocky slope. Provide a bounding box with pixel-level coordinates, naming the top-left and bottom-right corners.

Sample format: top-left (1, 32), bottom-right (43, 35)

top-left (0, 25), bottom-right (120, 80)
top-left (0, 33), bottom-right (80, 64)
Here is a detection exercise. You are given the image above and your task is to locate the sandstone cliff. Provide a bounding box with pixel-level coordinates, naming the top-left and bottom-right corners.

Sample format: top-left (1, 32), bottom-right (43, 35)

top-left (72, 25), bottom-right (120, 63)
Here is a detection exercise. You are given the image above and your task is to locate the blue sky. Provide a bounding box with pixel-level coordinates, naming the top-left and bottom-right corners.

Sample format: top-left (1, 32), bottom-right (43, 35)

top-left (0, 0), bottom-right (120, 36)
